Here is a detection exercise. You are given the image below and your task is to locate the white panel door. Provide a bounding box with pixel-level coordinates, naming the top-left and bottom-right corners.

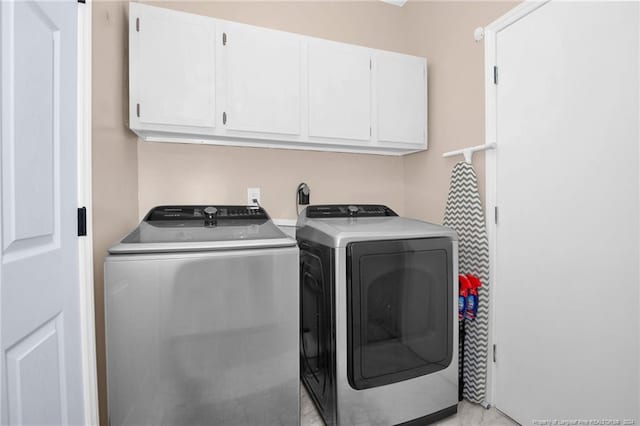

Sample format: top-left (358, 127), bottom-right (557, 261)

top-left (1, 0), bottom-right (85, 424)
top-left (130, 3), bottom-right (216, 131)
top-left (376, 52), bottom-right (426, 146)
top-left (492, 2), bottom-right (639, 424)
top-left (308, 40), bottom-right (371, 142)
top-left (222, 22), bottom-right (301, 136)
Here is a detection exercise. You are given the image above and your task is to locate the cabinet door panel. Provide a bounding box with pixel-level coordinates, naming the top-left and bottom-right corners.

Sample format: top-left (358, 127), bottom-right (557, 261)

top-left (376, 53), bottom-right (426, 146)
top-left (131, 3), bottom-right (216, 129)
top-left (308, 40), bottom-right (371, 141)
top-left (224, 23), bottom-right (301, 135)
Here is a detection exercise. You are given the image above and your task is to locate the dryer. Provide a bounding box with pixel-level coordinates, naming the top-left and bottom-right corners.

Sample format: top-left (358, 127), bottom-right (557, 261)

top-left (297, 204), bottom-right (458, 425)
top-left (105, 205), bottom-right (299, 426)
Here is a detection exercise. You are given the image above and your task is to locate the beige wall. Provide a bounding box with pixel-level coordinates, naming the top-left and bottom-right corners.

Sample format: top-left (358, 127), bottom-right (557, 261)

top-left (93, 1), bottom-right (515, 424)
top-left (402, 1), bottom-right (515, 223)
top-left (92, 3), bottom-right (139, 426)
top-left (138, 143), bottom-right (406, 219)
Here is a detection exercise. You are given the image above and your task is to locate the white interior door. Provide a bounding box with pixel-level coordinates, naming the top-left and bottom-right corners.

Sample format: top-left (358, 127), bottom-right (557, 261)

top-left (222, 22), bottom-right (301, 136)
top-left (1, 0), bottom-right (85, 424)
top-left (308, 39), bottom-right (371, 142)
top-left (491, 2), bottom-right (639, 424)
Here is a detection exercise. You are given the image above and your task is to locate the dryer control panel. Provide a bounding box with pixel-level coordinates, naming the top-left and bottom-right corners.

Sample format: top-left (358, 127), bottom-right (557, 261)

top-left (306, 204), bottom-right (397, 218)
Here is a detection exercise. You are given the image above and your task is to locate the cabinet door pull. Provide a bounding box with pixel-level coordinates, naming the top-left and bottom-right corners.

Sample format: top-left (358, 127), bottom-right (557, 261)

top-left (223, 112), bottom-right (227, 125)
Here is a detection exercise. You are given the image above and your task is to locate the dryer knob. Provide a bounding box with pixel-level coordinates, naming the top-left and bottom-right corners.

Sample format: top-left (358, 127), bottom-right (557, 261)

top-left (204, 206), bottom-right (218, 216)
top-left (347, 205), bottom-right (359, 216)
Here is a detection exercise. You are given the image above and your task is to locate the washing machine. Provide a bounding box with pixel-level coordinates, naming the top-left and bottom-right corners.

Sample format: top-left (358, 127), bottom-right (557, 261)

top-left (104, 205), bottom-right (299, 426)
top-left (297, 204), bottom-right (458, 425)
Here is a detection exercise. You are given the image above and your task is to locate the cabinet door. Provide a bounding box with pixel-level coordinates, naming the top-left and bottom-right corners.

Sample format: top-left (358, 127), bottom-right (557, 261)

top-left (130, 3), bottom-right (216, 132)
top-left (308, 40), bottom-right (371, 142)
top-left (375, 52), bottom-right (426, 146)
top-left (222, 23), bottom-right (301, 136)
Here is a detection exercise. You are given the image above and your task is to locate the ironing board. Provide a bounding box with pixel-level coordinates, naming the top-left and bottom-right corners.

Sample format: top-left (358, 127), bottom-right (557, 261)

top-left (443, 161), bottom-right (490, 404)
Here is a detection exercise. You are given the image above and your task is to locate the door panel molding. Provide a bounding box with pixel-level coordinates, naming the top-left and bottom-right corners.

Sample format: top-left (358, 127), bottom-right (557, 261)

top-left (2, 1), bottom-right (62, 261)
top-left (6, 313), bottom-right (67, 426)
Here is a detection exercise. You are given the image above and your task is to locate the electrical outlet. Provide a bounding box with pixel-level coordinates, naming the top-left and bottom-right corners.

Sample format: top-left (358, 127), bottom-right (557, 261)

top-left (247, 187), bottom-right (261, 206)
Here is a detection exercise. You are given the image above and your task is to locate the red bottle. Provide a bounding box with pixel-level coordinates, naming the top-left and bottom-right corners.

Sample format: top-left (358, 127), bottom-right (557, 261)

top-left (465, 274), bottom-right (482, 320)
top-left (458, 274), bottom-right (471, 321)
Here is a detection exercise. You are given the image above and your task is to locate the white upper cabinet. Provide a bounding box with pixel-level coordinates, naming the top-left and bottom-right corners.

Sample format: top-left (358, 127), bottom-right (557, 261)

top-left (128, 3), bottom-right (428, 155)
top-left (221, 23), bottom-right (302, 136)
top-left (129, 3), bottom-right (217, 134)
top-left (375, 51), bottom-right (427, 146)
top-left (308, 40), bottom-right (371, 142)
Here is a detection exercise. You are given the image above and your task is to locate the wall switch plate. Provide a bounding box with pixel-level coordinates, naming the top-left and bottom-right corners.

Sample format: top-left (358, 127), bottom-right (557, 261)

top-left (247, 187), bottom-right (261, 206)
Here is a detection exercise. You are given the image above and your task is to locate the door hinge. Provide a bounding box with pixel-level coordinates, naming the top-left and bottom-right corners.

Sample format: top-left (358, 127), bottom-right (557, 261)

top-left (493, 65), bottom-right (498, 84)
top-left (136, 17), bottom-right (140, 32)
top-left (222, 111), bottom-right (227, 125)
top-left (492, 344), bottom-right (497, 363)
top-left (77, 207), bottom-right (87, 237)
top-left (136, 103), bottom-right (140, 118)
top-left (494, 206), bottom-right (498, 225)
top-left (222, 32), bottom-right (227, 46)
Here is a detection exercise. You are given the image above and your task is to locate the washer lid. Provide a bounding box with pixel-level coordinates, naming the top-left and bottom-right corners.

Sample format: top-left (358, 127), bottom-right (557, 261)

top-left (109, 205), bottom-right (296, 254)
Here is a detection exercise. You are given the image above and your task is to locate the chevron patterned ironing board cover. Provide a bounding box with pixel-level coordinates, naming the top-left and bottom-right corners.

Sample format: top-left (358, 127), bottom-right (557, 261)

top-left (443, 161), bottom-right (490, 404)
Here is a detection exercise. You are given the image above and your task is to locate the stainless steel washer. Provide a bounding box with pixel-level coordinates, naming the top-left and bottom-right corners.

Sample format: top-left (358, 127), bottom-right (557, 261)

top-left (105, 205), bottom-right (299, 426)
top-left (297, 204), bottom-right (458, 425)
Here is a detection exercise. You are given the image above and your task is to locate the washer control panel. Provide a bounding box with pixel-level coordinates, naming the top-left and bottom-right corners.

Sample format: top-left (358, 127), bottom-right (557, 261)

top-left (306, 204), bottom-right (397, 218)
top-left (146, 205), bottom-right (269, 222)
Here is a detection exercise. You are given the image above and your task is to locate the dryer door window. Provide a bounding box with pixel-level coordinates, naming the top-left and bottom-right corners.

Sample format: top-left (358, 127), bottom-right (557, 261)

top-left (347, 238), bottom-right (453, 390)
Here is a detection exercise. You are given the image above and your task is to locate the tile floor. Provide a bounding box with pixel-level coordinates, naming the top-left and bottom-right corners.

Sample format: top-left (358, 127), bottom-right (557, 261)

top-left (300, 384), bottom-right (325, 426)
top-left (430, 401), bottom-right (518, 426)
top-left (300, 384), bottom-right (518, 426)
